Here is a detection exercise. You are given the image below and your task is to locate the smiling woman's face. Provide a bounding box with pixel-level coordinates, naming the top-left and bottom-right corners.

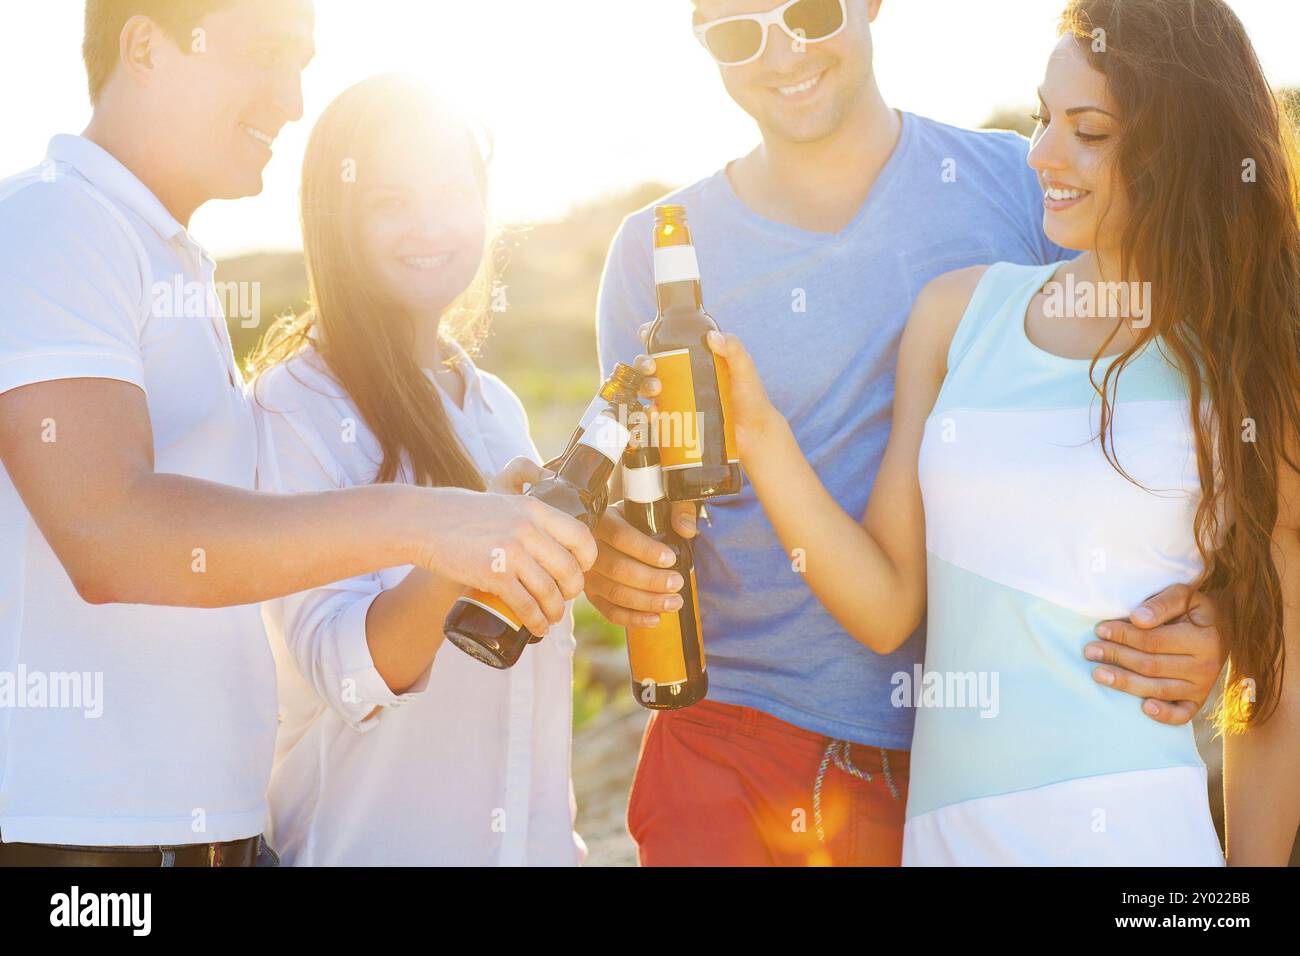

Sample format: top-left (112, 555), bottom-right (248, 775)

top-left (1028, 35), bottom-right (1126, 254)
top-left (357, 126), bottom-right (487, 317)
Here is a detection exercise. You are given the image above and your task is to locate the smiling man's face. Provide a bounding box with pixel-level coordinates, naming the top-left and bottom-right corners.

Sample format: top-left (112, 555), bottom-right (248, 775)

top-left (693, 0), bottom-right (881, 145)
top-left (147, 0), bottom-right (315, 203)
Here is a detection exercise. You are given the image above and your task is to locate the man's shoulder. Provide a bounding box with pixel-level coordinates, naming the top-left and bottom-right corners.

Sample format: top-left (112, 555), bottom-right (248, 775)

top-left (0, 164), bottom-right (139, 251)
top-left (907, 112), bottom-right (1033, 161)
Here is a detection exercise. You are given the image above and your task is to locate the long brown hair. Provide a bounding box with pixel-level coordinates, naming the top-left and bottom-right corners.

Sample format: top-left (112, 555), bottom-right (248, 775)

top-left (1059, 0), bottom-right (1300, 731)
top-left (250, 74), bottom-right (492, 492)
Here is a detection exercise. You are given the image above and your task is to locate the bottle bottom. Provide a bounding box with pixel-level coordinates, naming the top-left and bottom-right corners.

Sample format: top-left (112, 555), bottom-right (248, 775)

top-left (665, 464), bottom-right (743, 502)
top-left (444, 602), bottom-right (532, 669)
top-left (630, 673), bottom-right (709, 711)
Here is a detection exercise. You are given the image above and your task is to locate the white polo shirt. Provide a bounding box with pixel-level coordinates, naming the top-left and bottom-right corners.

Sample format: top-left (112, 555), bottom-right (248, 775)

top-left (0, 135), bottom-right (277, 846)
top-left (254, 344), bottom-right (584, 865)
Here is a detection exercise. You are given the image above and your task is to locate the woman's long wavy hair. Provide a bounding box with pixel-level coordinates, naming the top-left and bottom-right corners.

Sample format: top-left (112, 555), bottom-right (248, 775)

top-left (249, 74), bottom-right (493, 491)
top-left (1059, 0), bottom-right (1300, 732)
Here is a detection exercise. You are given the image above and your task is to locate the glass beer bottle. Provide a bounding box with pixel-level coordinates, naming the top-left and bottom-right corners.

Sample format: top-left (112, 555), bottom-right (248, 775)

top-left (553, 364), bottom-right (644, 467)
top-left (646, 204), bottom-right (742, 501)
top-left (622, 437), bottom-right (708, 709)
top-left (525, 363), bottom-right (641, 645)
top-left (443, 368), bottom-right (642, 669)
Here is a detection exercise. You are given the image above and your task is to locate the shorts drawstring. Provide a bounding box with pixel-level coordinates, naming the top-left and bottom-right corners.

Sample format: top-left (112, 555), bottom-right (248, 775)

top-left (813, 739), bottom-right (901, 844)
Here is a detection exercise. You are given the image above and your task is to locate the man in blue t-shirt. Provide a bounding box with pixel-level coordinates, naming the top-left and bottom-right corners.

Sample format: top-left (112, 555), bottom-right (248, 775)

top-left (584, 0), bottom-right (1226, 866)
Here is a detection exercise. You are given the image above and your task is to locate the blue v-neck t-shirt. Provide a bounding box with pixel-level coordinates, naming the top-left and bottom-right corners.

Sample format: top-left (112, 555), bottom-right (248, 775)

top-left (597, 112), bottom-right (1068, 748)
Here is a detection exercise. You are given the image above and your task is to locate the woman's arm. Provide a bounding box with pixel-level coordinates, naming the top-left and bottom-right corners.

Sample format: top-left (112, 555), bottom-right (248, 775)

top-left (259, 391), bottom-right (573, 724)
top-left (1224, 452), bottom-right (1300, 865)
top-left (698, 267), bottom-right (987, 654)
top-left (363, 457), bottom-right (558, 694)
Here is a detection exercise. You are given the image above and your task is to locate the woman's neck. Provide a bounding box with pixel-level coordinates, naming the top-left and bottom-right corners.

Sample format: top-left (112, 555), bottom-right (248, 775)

top-left (1082, 248), bottom-right (1135, 286)
top-left (413, 310), bottom-right (469, 409)
top-left (412, 312), bottom-right (445, 371)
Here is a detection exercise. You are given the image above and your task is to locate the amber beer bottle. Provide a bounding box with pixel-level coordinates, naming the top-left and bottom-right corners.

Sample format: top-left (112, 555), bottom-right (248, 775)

top-left (552, 365), bottom-right (645, 469)
top-left (646, 205), bottom-right (742, 501)
top-left (524, 364), bottom-right (642, 645)
top-left (443, 366), bottom-right (642, 669)
top-left (622, 438), bottom-right (707, 709)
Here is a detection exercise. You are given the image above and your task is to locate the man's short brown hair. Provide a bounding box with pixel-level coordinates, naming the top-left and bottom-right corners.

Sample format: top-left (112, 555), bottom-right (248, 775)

top-left (82, 0), bottom-right (232, 103)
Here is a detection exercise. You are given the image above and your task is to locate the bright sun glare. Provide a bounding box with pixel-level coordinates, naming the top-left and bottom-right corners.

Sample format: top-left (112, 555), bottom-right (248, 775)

top-left (2, 1), bottom-right (1296, 257)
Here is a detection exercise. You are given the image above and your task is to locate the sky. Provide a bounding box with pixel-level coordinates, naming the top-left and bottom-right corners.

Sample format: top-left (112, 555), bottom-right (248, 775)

top-left (4, 0), bottom-right (1299, 257)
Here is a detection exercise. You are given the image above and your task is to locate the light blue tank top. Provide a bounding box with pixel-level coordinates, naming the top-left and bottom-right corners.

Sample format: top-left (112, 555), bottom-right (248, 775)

top-left (908, 261), bottom-right (1207, 820)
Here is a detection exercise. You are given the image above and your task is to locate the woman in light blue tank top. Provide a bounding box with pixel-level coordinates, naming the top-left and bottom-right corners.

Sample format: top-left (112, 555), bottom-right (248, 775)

top-left (638, 0), bottom-right (1300, 865)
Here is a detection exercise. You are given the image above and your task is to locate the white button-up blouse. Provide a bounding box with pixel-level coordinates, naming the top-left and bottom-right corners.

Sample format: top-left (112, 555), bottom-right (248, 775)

top-left (253, 342), bottom-right (583, 865)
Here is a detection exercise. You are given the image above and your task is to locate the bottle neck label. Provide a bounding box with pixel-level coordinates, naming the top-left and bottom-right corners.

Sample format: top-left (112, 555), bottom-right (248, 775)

top-left (622, 463), bottom-right (666, 504)
top-left (575, 394), bottom-right (608, 432)
top-left (578, 412), bottom-right (633, 464)
top-left (654, 244), bottom-right (700, 285)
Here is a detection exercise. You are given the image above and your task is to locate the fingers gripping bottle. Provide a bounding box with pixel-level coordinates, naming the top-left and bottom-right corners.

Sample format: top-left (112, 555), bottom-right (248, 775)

top-left (621, 436), bottom-right (708, 709)
top-left (646, 205), bottom-right (742, 501)
top-left (443, 364), bottom-right (643, 669)
top-left (526, 363), bottom-right (643, 645)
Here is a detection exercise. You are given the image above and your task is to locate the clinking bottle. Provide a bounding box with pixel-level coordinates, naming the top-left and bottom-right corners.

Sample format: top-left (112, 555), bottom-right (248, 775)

top-left (646, 204), bottom-right (742, 501)
top-left (554, 365), bottom-right (645, 468)
top-left (621, 436), bottom-right (708, 709)
top-left (443, 364), bottom-right (643, 669)
top-left (526, 363), bottom-right (644, 645)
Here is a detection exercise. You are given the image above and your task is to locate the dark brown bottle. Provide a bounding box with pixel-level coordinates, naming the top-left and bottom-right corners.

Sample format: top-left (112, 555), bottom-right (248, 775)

top-left (622, 439), bottom-right (707, 709)
top-left (443, 367), bottom-right (642, 669)
top-left (526, 364), bottom-right (642, 644)
top-left (646, 204), bottom-right (742, 501)
top-left (553, 365), bottom-right (645, 467)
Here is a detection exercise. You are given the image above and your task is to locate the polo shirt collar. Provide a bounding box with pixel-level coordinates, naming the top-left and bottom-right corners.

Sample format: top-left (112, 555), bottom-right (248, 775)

top-left (47, 134), bottom-right (187, 243)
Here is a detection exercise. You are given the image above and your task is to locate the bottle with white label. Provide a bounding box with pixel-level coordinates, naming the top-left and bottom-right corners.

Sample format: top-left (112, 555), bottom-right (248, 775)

top-left (553, 364), bottom-right (644, 467)
top-left (443, 368), bottom-right (642, 669)
top-left (526, 363), bottom-right (643, 645)
top-left (622, 437), bottom-right (707, 710)
top-left (646, 204), bottom-right (742, 501)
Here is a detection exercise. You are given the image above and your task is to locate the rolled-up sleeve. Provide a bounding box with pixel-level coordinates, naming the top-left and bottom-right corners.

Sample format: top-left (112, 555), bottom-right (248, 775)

top-left (254, 376), bottom-right (431, 732)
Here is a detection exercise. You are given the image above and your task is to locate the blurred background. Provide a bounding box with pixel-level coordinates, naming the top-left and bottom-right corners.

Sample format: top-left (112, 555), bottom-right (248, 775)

top-left (5, 1), bottom-right (1300, 865)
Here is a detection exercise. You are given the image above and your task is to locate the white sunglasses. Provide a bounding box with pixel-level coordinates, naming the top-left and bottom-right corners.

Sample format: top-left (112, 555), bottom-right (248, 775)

top-left (694, 0), bottom-right (849, 67)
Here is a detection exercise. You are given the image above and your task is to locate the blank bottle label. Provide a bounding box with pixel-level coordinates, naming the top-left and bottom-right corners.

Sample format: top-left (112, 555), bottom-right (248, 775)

top-left (653, 245), bottom-right (701, 284)
top-left (651, 348), bottom-right (740, 471)
top-left (626, 568), bottom-right (705, 684)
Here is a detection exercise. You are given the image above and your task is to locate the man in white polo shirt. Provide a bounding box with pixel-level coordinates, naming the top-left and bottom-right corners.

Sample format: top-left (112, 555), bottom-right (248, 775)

top-left (0, 0), bottom-right (594, 866)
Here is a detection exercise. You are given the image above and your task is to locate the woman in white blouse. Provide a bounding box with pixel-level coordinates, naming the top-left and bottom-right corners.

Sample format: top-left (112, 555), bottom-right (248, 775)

top-left (248, 75), bottom-right (586, 865)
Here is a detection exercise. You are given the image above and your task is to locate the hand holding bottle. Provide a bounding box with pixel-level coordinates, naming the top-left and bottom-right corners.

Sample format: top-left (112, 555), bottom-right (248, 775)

top-left (487, 456), bottom-right (555, 496)
top-left (413, 487), bottom-right (594, 641)
top-left (635, 324), bottom-right (783, 463)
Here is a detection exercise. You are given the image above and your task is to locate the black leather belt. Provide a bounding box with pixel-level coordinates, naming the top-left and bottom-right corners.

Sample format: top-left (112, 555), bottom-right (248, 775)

top-left (0, 835), bottom-right (261, 867)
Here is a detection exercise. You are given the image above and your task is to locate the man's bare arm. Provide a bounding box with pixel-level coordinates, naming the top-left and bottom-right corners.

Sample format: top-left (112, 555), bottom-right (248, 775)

top-left (0, 378), bottom-right (594, 628)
